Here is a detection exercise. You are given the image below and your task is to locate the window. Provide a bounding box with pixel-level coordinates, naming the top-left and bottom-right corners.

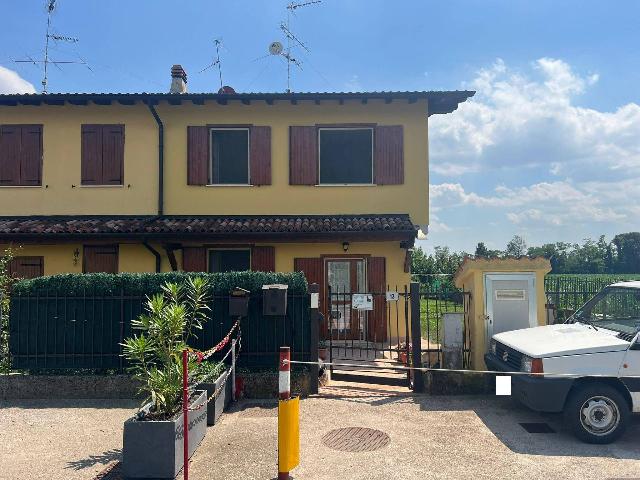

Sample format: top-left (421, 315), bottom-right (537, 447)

top-left (9, 256), bottom-right (44, 279)
top-left (208, 249), bottom-right (251, 273)
top-left (209, 129), bottom-right (249, 184)
top-left (0, 125), bottom-right (42, 186)
top-left (81, 125), bottom-right (124, 185)
top-left (319, 128), bottom-right (373, 184)
top-left (83, 245), bottom-right (118, 273)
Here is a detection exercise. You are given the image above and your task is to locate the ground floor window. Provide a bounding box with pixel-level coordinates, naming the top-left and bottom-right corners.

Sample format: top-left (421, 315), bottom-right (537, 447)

top-left (208, 249), bottom-right (251, 273)
top-left (8, 256), bottom-right (44, 279)
top-left (83, 245), bottom-right (118, 273)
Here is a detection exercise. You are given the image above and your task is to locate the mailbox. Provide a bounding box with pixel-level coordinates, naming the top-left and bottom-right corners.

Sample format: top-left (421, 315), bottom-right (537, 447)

top-left (229, 287), bottom-right (250, 317)
top-left (262, 284), bottom-right (288, 316)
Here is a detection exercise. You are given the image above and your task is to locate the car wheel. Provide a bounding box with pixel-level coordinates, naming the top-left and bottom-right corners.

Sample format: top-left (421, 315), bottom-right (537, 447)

top-left (564, 383), bottom-right (630, 444)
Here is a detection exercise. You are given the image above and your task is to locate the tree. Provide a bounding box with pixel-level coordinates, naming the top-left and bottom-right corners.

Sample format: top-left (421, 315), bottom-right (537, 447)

top-left (612, 232), bottom-right (640, 273)
top-left (505, 235), bottom-right (527, 257)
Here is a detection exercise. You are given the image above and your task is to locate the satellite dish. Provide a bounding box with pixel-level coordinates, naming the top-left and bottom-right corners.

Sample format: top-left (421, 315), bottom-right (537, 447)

top-left (269, 41), bottom-right (283, 55)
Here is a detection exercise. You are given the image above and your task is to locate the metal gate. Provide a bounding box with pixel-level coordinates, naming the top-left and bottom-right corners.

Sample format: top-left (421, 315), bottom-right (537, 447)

top-left (325, 282), bottom-right (471, 389)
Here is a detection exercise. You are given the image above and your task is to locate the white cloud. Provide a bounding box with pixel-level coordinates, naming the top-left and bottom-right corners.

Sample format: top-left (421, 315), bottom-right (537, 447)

top-left (0, 66), bottom-right (36, 94)
top-left (345, 74), bottom-right (362, 92)
top-left (429, 58), bottom-right (640, 177)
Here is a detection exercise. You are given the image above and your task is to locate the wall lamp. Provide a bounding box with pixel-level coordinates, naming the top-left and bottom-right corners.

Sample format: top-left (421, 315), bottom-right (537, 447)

top-left (342, 241), bottom-right (350, 252)
top-left (73, 248), bottom-right (80, 266)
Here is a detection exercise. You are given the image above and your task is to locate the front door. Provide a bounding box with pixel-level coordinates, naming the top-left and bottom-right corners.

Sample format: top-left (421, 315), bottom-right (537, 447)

top-left (484, 273), bottom-right (536, 345)
top-left (326, 259), bottom-right (366, 340)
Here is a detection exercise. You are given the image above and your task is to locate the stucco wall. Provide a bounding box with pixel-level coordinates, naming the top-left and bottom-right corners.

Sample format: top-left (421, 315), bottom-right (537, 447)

top-left (0, 100), bottom-right (429, 224)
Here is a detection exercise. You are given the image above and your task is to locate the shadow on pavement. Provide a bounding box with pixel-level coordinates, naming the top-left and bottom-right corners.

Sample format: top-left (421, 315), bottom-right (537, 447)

top-left (412, 394), bottom-right (640, 460)
top-left (0, 398), bottom-right (139, 409)
top-left (66, 448), bottom-right (122, 471)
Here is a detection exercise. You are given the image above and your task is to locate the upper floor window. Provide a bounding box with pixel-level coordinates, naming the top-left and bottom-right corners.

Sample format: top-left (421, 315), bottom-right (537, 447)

top-left (210, 128), bottom-right (249, 185)
top-left (0, 124), bottom-right (42, 186)
top-left (81, 124), bottom-right (124, 186)
top-left (319, 128), bottom-right (373, 184)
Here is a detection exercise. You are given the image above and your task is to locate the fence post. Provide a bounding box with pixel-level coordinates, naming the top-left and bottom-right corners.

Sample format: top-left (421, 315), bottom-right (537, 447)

top-left (308, 283), bottom-right (320, 395)
top-left (410, 282), bottom-right (424, 393)
top-left (182, 349), bottom-right (189, 480)
top-left (231, 338), bottom-right (237, 401)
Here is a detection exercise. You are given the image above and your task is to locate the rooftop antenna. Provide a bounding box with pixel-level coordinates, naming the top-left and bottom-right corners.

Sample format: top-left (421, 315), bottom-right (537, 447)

top-left (282, 0), bottom-right (321, 92)
top-left (14, 0), bottom-right (90, 93)
top-left (198, 38), bottom-right (224, 90)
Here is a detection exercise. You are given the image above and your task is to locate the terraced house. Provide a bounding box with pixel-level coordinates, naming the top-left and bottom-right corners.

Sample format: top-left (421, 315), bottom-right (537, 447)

top-left (0, 65), bottom-right (472, 341)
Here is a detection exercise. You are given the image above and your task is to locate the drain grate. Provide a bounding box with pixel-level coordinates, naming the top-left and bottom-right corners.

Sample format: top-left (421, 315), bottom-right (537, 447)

top-left (519, 422), bottom-right (556, 433)
top-left (322, 427), bottom-right (390, 452)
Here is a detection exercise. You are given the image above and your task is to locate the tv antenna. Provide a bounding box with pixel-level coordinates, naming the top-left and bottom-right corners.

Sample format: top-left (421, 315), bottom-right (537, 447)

top-left (282, 0), bottom-right (321, 92)
top-left (14, 0), bottom-right (91, 94)
top-left (198, 38), bottom-right (224, 90)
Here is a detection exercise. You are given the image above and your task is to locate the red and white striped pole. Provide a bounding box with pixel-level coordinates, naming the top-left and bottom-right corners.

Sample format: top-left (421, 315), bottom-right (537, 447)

top-left (182, 349), bottom-right (189, 480)
top-left (278, 346), bottom-right (291, 480)
top-left (279, 346), bottom-right (291, 401)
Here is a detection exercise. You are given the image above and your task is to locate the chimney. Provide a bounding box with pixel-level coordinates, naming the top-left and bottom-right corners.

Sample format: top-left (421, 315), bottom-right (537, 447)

top-left (170, 64), bottom-right (187, 94)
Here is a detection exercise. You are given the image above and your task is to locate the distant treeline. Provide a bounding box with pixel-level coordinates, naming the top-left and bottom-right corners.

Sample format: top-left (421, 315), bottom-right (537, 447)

top-left (412, 232), bottom-right (640, 286)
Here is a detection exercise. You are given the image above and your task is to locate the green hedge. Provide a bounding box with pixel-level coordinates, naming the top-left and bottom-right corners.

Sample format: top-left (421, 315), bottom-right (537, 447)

top-left (12, 271), bottom-right (308, 296)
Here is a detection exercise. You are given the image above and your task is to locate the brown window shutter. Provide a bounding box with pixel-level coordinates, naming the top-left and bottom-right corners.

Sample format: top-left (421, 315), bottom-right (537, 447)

top-left (187, 126), bottom-right (209, 185)
top-left (374, 125), bottom-right (404, 185)
top-left (251, 246), bottom-right (275, 272)
top-left (9, 256), bottom-right (44, 279)
top-left (294, 257), bottom-right (327, 337)
top-left (81, 125), bottom-right (102, 185)
top-left (0, 126), bottom-right (21, 186)
top-left (102, 125), bottom-right (124, 185)
top-left (182, 247), bottom-right (207, 272)
top-left (83, 245), bottom-right (118, 273)
top-left (20, 125), bottom-right (43, 186)
top-left (289, 126), bottom-right (317, 185)
top-left (367, 257), bottom-right (387, 342)
top-left (249, 126), bottom-right (271, 185)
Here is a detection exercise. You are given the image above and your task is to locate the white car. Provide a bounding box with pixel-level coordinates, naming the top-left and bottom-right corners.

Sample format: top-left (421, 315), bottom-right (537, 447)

top-left (485, 281), bottom-right (640, 444)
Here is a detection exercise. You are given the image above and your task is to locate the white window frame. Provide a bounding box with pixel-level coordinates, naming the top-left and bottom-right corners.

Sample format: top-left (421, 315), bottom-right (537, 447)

top-left (207, 248), bottom-right (252, 273)
top-left (317, 127), bottom-right (374, 186)
top-left (208, 128), bottom-right (251, 186)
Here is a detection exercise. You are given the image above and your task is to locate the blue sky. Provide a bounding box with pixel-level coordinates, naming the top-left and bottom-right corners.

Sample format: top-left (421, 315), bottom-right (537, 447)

top-left (1, 0), bottom-right (639, 253)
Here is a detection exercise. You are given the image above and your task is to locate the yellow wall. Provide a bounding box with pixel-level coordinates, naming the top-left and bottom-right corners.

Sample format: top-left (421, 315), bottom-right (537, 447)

top-left (454, 257), bottom-right (552, 369)
top-left (0, 100), bottom-right (429, 225)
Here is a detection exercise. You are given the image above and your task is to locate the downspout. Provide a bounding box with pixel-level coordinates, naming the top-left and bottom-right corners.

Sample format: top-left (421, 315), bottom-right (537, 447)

top-left (146, 102), bottom-right (164, 216)
top-left (143, 241), bottom-right (162, 273)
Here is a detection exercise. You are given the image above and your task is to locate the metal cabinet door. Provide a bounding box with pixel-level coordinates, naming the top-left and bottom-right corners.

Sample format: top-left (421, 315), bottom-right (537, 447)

top-left (484, 273), bottom-right (536, 340)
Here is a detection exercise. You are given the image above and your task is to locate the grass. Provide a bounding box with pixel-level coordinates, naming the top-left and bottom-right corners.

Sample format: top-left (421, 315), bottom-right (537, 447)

top-left (420, 297), bottom-right (463, 342)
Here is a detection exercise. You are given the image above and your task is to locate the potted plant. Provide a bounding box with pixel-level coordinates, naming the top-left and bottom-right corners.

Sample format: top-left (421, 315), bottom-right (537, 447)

top-left (318, 340), bottom-right (329, 361)
top-left (121, 277), bottom-right (211, 479)
top-left (196, 360), bottom-right (232, 426)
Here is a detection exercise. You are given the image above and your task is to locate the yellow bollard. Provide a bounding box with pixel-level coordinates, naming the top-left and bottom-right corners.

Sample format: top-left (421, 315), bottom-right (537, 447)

top-left (278, 396), bottom-right (300, 478)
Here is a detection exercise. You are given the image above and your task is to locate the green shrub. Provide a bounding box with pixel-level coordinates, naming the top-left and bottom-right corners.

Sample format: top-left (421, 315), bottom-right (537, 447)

top-left (12, 271), bottom-right (308, 296)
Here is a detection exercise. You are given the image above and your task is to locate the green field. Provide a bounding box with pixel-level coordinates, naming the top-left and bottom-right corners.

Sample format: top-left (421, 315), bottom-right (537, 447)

top-left (419, 296), bottom-right (462, 341)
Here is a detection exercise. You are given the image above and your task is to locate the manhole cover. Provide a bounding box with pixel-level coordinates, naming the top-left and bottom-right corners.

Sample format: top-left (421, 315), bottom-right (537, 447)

top-left (322, 427), bottom-right (390, 452)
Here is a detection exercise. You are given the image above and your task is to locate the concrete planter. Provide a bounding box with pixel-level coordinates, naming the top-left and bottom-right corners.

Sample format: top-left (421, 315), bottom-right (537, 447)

top-left (199, 368), bottom-right (233, 426)
top-left (122, 389), bottom-right (207, 479)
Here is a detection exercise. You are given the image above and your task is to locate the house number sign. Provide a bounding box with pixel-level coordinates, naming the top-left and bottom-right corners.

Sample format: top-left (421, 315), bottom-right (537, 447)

top-left (385, 291), bottom-right (399, 301)
top-left (352, 294), bottom-right (374, 311)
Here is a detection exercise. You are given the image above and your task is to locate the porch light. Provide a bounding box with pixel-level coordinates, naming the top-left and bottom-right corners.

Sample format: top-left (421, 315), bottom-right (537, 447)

top-left (73, 248), bottom-right (80, 266)
top-left (342, 241), bottom-right (350, 252)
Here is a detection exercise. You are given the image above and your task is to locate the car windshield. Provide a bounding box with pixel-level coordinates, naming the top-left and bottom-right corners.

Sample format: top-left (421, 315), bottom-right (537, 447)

top-left (571, 286), bottom-right (640, 335)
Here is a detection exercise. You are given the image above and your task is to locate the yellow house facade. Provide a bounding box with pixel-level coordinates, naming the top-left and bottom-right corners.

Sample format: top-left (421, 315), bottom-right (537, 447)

top-left (0, 67), bottom-right (473, 341)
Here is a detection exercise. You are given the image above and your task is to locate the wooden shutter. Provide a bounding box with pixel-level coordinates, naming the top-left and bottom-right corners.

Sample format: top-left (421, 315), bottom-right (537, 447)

top-left (0, 126), bottom-right (21, 186)
top-left (187, 126), bottom-right (209, 185)
top-left (9, 256), bottom-right (44, 279)
top-left (294, 257), bottom-right (326, 337)
top-left (289, 126), bottom-right (317, 185)
top-left (367, 257), bottom-right (387, 342)
top-left (83, 245), bottom-right (118, 273)
top-left (19, 125), bottom-right (42, 186)
top-left (182, 247), bottom-right (207, 272)
top-left (374, 125), bottom-right (403, 185)
top-left (81, 125), bottom-right (102, 185)
top-left (249, 126), bottom-right (271, 185)
top-left (251, 246), bottom-right (275, 272)
top-left (102, 125), bottom-right (124, 185)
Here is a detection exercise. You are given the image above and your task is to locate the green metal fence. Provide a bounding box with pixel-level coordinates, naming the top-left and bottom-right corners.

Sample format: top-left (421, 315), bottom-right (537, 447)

top-left (9, 290), bottom-right (312, 371)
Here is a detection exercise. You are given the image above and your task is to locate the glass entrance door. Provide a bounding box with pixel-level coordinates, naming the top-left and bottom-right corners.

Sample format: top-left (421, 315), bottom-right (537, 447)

top-left (326, 259), bottom-right (366, 340)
